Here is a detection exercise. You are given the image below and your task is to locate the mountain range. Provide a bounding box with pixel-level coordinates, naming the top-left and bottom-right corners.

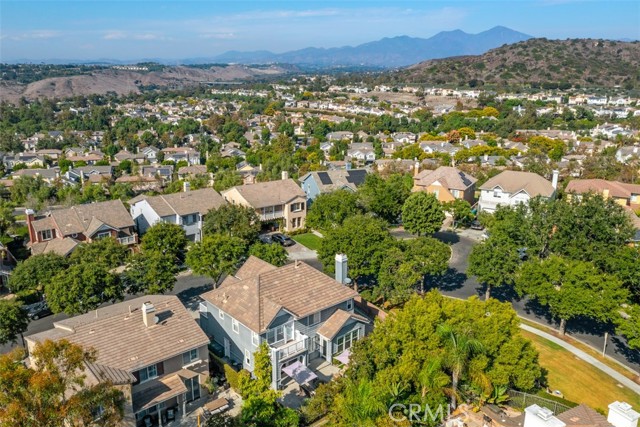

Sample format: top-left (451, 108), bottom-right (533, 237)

top-left (209, 26), bottom-right (532, 67)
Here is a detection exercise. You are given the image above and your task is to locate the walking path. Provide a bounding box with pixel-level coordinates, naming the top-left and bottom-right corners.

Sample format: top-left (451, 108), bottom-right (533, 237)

top-left (520, 323), bottom-right (640, 395)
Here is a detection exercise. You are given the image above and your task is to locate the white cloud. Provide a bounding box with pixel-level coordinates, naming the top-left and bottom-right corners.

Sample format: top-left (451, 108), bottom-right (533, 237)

top-left (102, 31), bottom-right (170, 41)
top-left (3, 30), bottom-right (61, 41)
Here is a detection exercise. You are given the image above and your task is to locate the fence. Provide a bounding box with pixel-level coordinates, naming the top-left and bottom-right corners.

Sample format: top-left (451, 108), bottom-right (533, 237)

top-left (508, 390), bottom-right (576, 415)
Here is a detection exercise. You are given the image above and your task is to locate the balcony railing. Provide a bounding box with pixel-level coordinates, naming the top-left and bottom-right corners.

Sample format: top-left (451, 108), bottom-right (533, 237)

top-left (260, 211), bottom-right (284, 221)
top-left (275, 337), bottom-right (308, 360)
top-left (117, 234), bottom-right (137, 245)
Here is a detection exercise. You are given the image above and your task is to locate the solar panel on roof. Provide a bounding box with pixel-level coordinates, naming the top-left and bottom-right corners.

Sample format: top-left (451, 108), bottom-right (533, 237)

top-left (317, 172), bottom-right (333, 185)
top-left (345, 170), bottom-right (367, 185)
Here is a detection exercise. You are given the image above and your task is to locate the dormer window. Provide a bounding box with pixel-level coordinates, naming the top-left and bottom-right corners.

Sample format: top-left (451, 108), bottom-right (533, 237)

top-left (39, 229), bottom-right (54, 241)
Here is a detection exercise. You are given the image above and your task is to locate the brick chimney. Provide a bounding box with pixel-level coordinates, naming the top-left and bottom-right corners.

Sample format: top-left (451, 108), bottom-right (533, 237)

top-left (25, 209), bottom-right (37, 243)
top-left (142, 302), bottom-right (157, 328)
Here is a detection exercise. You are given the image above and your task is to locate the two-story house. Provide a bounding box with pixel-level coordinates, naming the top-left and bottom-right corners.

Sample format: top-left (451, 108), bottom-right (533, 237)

top-left (299, 169), bottom-right (368, 203)
top-left (25, 199), bottom-right (137, 256)
top-left (478, 170), bottom-right (558, 213)
top-left (412, 166), bottom-right (477, 205)
top-left (199, 255), bottom-right (369, 390)
top-left (25, 295), bottom-right (210, 427)
top-left (129, 186), bottom-right (226, 242)
top-left (221, 176), bottom-right (307, 232)
top-left (161, 146), bottom-right (201, 165)
top-left (566, 179), bottom-right (640, 210)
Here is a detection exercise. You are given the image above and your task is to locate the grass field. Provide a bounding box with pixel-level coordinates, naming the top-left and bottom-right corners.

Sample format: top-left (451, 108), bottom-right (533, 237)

top-left (292, 233), bottom-right (323, 251)
top-left (521, 330), bottom-right (640, 410)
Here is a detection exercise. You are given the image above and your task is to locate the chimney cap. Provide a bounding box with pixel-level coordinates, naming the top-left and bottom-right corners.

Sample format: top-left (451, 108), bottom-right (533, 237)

top-left (25, 209), bottom-right (35, 215)
top-left (142, 302), bottom-right (155, 313)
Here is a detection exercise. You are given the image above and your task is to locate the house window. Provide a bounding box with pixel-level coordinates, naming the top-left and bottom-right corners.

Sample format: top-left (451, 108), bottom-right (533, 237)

top-left (266, 323), bottom-right (293, 345)
top-left (252, 332), bottom-right (259, 347)
top-left (219, 309), bottom-right (225, 320)
top-left (493, 189), bottom-right (501, 198)
top-left (335, 329), bottom-right (359, 355)
top-left (309, 312), bottom-right (321, 326)
top-left (245, 349), bottom-right (251, 365)
top-left (182, 349), bottom-right (198, 366)
top-left (451, 189), bottom-right (460, 198)
top-left (182, 213), bottom-right (198, 225)
top-left (290, 202), bottom-right (303, 212)
top-left (138, 364), bottom-right (159, 383)
top-left (39, 229), bottom-right (54, 241)
top-left (232, 318), bottom-right (239, 334)
top-left (346, 299), bottom-right (353, 311)
top-left (95, 231), bottom-right (111, 239)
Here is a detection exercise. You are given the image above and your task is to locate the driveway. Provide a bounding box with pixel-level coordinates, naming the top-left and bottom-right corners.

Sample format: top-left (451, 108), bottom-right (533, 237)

top-left (285, 242), bottom-right (323, 271)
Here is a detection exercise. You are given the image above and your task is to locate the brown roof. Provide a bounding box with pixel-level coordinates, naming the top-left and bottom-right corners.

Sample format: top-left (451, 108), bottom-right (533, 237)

top-left (222, 179), bottom-right (306, 209)
top-left (48, 200), bottom-right (134, 237)
top-left (132, 374), bottom-right (188, 413)
top-left (480, 170), bottom-right (555, 197)
top-left (31, 216), bottom-right (56, 233)
top-left (566, 179), bottom-right (640, 199)
top-left (178, 165), bottom-right (208, 175)
top-left (316, 309), bottom-right (369, 340)
top-left (86, 362), bottom-right (137, 386)
top-left (557, 404), bottom-right (612, 427)
top-left (414, 166), bottom-right (477, 190)
top-left (201, 257), bottom-right (358, 333)
top-left (30, 238), bottom-right (79, 256)
top-left (26, 295), bottom-right (209, 373)
top-left (130, 188), bottom-right (225, 217)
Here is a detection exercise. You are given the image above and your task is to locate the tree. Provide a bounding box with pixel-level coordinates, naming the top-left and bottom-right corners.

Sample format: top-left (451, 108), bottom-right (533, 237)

top-left (186, 234), bottom-right (247, 283)
top-left (358, 174), bottom-right (411, 223)
top-left (443, 199), bottom-right (474, 228)
top-left (437, 323), bottom-right (484, 409)
top-left (401, 192), bottom-right (445, 236)
top-left (203, 204), bottom-right (261, 244)
top-left (306, 189), bottom-right (362, 230)
top-left (213, 170), bottom-right (243, 192)
top-left (403, 237), bottom-right (451, 293)
top-left (45, 262), bottom-right (123, 315)
top-left (0, 339), bottom-right (124, 427)
top-left (0, 200), bottom-right (15, 235)
top-left (468, 235), bottom-right (521, 300)
top-left (515, 256), bottom-right (629, 334)
top-left (140, 222), bottom-right (188, 262)
top-left (318, 215), bottom-right (394, 285)
top-left (248, 243), bottom-right (288, 267)
top-left (122, 251), bottom-right (178, 294)
top-left (8, 253), bottom-right (69, 294)
top-left (69, 237), bottom-right (128, 269)
top-left (0, 299), bottom-right (28, 346)
top-left (375, 246), bottom-right (422, 305)
top-left (616, 304), bottom-right (640, 351)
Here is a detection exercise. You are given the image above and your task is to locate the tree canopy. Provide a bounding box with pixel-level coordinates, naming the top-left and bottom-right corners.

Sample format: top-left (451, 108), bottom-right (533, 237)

top-left (0, 299), bottom-right (28, 346)
top-left (140, 222), bottom-right (188, 262)
top-left (203, 204), bottom-right (261, 244)
top-left (8, 253), bottom-right (69, 294)
top-left (306, 189), bottom-right (362, 230)
top-left (468, 234), bottom-right (521, 300)
top-left (248, 243), bottom-right (288, 267)
top-left (186, 234), bottom-right (247, 283)
top-left (401, 191), bottom-right (445, 236)
top-left (358, 174), bottom-right (411, 223)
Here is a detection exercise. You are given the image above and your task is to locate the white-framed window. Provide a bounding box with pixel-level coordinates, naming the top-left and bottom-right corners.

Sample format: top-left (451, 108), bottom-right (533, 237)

top-left (182, 349), bottom-right (198, 366)
top-left (245, 349), bottom-right (251, 365)
top-left (290, 202), bottom-right (304, 212)
top-left (182, 213), bottom-right (198, 225)
top-left (451, 189), bottom-right (460, 198)
top-left (138, 364), bottom-right (158, 383)
top-left (309, 312), bottom-right (321, 326)
top-left (252, 332), bottom-right (259, 347)
top-left (266, 323), bottom-right (293, 345)
top-left (346, 299), bottom-right (353, 311)
top-left (232, 318), bottom-right (239, 334)
top-left (493, 189), bottom-right (501, 198)
top-left (95, 231), bottom-right (111, 239)
top-left (335, 329), bottom-right (359, 355)
top-left (219, 309), bottom-right (225, 320)
top-left (39, 229), bottom-right (53, 241)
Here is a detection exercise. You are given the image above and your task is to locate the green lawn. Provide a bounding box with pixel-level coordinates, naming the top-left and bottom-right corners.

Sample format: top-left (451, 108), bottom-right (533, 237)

top-left (521, 330), bottom-right (640, 410)
top-left (292, 233), bottom-right (323, 251)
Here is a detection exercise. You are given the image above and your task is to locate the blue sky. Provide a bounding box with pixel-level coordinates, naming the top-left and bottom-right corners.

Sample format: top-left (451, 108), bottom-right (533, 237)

top-left (1, 0), bottom-right (639, 61)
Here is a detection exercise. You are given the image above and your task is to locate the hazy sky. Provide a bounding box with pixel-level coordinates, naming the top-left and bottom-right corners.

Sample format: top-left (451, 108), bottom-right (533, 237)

top-left (1, 0), bottom-right (639, 61)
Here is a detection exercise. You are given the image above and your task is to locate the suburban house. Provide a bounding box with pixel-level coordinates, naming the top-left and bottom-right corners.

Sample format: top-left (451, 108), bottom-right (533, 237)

top-left (25, 295), bottom-right (210, 427)
top-left (412, 166), bottom-right (477, 205)
top-left (130, 186), bottom-right (226, 242)
top-left (616, 145), bottom-right (639, 164)
top-left (64, 165), bottom-right (114, 185)
top-left (478, 170), bottom-right (558, 213)
top-left (346, 143), bottom-right (376, 163)
top-left (522, 401), bottom-right (638, 427)
top-left (26, 199), bottom-right (137, 256)
top-left (221, 176), bottom-right (307, 232)
top-left (565, 179), bottom-right (640, 209)
top-left (299, 169), bottom-right (368, 202)
top-left (199, 255), bottom-right (370, 390)
top-left (161, 146), bottom-right (201, 165)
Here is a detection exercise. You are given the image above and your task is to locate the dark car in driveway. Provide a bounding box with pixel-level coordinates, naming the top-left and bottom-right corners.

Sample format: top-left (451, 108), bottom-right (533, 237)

top-left (470, 220), bottom-right (484, 230)
top-left (271, 233), bottom-right (295, 247)
top-left (24, 301), bottom-right (52, 320)
top-left (259, 234), bottom-right (273, 244)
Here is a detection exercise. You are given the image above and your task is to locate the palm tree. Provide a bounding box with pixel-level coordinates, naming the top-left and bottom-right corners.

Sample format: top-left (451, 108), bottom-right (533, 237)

top-left (437, 324), bottom-right (484, 410)
top-left (417, 358), bottom-right (452, 400)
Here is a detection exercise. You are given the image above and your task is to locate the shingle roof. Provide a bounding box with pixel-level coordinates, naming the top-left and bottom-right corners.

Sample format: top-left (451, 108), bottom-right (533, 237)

top-left (132, 374), bottom-right (188, 413)
top-left (201, 257), bottom-right (358, 333)
top-left (86, 362), bottom-right (137, 385)
top-left (557, 404), bottom-right (612, 427)
top-left (26, 295), bottom-right (209, 373)
top-left (565, 179), bottom-right (640, 199)
top-left (301, 169), bottom-right (368, 193)
top-left (48, 200), bottom-right (134, 237)
top-left (222, 179), bottom-right (306, 209)
top-left (414, 166), bottom-right (477, 191)
top-left (30, 238), bottom-right (79, 256)
top-left (480, 170), bottom-right (555, 197)
top-left (130, 188), bottom-right (225, 217)
top-left (316, 309), bottom-right (369, 340)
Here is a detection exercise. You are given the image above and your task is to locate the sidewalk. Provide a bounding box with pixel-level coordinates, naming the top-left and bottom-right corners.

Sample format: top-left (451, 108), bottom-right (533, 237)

top-left (520, 324), bottom-right (640, 395)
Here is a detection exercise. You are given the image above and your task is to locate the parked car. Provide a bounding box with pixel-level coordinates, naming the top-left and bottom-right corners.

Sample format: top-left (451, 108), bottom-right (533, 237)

top-left (24, 301), bottom-right (52, 320)
top-left (470, 220), bottom-right (484, 230)
top-left (271, 233), bottom-right (295, 247)
top-left (259, 234), bottom-right (273, 244)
